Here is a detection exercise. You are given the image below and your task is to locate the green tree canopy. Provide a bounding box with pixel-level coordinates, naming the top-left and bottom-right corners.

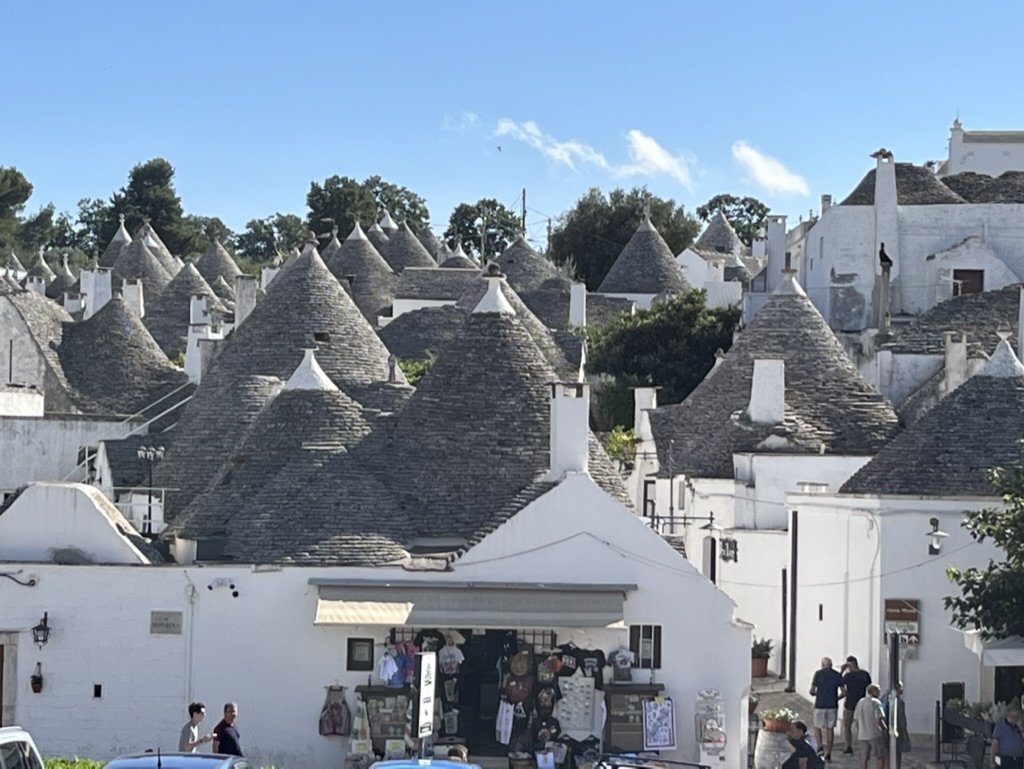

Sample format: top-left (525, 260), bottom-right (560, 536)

top-left (946, 460), bottom-right (1024, 639)
top-left (444, 198), bottom-right (522, 257)
top-left (695, 193), bottom-right (769, 247)
top-left (586, 290), bottom-right (741, 427)
top-left (550, 187), bottom-right (700, 290)
top-left (97, 158), bottom-right (193, 254)
top-left (235, 213), bottom-right (305, 263)
top-left (306, 175), bottom-right (429, 236)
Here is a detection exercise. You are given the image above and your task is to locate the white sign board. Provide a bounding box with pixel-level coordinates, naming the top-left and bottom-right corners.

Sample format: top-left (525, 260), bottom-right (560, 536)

top-left (416, 651), bottom-right (437, 738)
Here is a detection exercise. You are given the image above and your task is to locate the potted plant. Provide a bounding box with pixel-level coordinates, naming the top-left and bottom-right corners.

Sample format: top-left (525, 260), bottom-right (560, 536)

top-left (748, 691), bottom-right (760, 715)
top-left (760, 706), bottom-right (799, 733)
top-left (751, 637), bottom-right (773, 678)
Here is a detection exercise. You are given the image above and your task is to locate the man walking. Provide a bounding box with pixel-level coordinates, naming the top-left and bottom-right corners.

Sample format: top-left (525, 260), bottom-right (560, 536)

top-left (841, 656), bottom-right (872, 754)
top-left (178, 702), bottom-right (212, 753)
top-left (810, 657), bottom-right (844, 762)
top-left (853, 684), bottom-right (888, 769)
top-left (212, 702), bottom-right (243, 756)
top-left (991, 705), bottom-right (1024, 769)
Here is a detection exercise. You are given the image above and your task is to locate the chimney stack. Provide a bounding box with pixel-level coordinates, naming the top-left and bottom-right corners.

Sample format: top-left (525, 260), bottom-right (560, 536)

top-left (943, 332), bottom-right (968, 395)
top-left (1017, 287), bottom-right (1024, 361)
top-left (235, 275), bottom-right (258, 326)
top-left (261, 265), bottom-right (280, 290)
top-left (122, 280), bottom-right (144, 318)
top-left (80, 267), bottom-right (112, 319)
top-left (547, 382), bottom-right (590, 479)
top-left (189, 294), bottom-right (210, 325)
top-left (748, 359), bottom-right (785, 424)
top-left (569, 282), bottom-right (587, 327)
top-left (633, 387), bottom-right (658, 443)
top-left (765, 215), bottom-right (788, 293)
top-left (821, 194), bottom-right (832, 213)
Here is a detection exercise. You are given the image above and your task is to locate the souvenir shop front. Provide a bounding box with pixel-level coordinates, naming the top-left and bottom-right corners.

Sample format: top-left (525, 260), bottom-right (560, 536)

top-left (314, 580), bottom-right (672, 765)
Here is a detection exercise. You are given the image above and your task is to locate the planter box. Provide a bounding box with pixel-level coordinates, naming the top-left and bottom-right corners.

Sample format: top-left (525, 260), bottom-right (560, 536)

top-left (943, 710), bottom-right (992, 737)
top-left (761, 719), bottom-right (791, 733)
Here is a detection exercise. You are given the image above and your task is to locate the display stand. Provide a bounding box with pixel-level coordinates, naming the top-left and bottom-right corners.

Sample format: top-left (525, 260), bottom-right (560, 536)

top-left (603, 683), bottom-right (665, 752)
top-left (356, 685), bottom-right (412, 754)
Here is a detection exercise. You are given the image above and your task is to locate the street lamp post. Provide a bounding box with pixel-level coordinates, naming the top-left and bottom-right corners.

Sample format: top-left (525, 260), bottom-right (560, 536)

top-left (135, 445), bottom-right (165, 535)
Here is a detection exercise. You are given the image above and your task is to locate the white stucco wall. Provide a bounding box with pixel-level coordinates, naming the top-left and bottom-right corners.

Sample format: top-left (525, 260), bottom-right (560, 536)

top-left (947, 130), bottom-right (1024, 177)
top-left (0, 475), bottom-right (751, 768)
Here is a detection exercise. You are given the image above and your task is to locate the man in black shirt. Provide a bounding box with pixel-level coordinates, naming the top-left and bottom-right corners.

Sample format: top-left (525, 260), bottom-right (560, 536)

top-left (783, 721), bottom-right (824, 769)
top-left (212, 702), bottom-right (243, 756)
top-left (840, 656), bottom-right (872, 755)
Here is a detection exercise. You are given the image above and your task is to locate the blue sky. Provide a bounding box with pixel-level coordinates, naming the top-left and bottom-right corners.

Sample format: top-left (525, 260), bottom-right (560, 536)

top-left (6, 0), bottom-right (1024, 247)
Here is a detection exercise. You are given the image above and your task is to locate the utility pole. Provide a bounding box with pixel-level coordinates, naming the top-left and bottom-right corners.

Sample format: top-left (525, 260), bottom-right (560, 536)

top-left (480, 212), bottom-right (488, 264)
top-left (547, 218), bottom-right (553, 255)
top-left (888, 632), bottom-right (901, 769)
top-left (521, 188), bottom-right (527, 235)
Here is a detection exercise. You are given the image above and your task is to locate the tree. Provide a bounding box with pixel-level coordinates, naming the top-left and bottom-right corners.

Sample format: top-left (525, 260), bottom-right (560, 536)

top-left (695, 193), bottom-right (769, 247)
top-left (235, 213), bottom-right (305, 263)
top-left (550, 187), bottom-right (700, 290)
top-left (0, 166), bottom-right (34, 250)
top-left (444, 198), bottom-right (521, 257)
top-left (946, 460), bottom-right (1024, 639)
top-left (586, 290), bottom-right (741, 428)
top-left (306, 175), bottom-right (429, 235)
top-left (180, 215), bottom-right (234, 255)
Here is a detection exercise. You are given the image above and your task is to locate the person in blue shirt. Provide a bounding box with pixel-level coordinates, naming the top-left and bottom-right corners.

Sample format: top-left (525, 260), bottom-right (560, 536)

top-left (810, 657), bottom-right (844, 762)
top-left (992, 706), bottom-right (1024, 769)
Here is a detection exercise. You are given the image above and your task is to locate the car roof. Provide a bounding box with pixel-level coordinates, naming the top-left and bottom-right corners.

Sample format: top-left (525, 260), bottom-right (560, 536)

top-left (371, 761), bottom-right (481, 769)
top-left (103, 754), bottom-right (239, 768)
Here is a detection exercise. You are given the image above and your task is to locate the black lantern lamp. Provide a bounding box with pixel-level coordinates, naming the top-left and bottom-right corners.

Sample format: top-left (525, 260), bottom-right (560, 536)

top-left (32, 612), bottom-right (50, 648)
top-left (927, 517), bottom-right (949, 555)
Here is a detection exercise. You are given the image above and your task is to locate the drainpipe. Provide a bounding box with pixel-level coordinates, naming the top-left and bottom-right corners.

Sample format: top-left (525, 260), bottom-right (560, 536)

top-left (787, 509), bottom-right (799, 693)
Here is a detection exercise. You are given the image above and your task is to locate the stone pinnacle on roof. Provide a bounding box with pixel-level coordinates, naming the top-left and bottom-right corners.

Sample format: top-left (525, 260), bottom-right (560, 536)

top-left (346, 223), bottom-right (369, 242)
top-left (379, 210), bottom-right (399, 234)
top-left (980, 336), bottom-right (1024, 378)
top-left (286, 348), bottom-right (339, 391)
top-left (474, 265), bottom-right (516, 315)
top-left (320, 226), bottom-right (342, 260)
top-left (597, 216), bottom-right (690, 295)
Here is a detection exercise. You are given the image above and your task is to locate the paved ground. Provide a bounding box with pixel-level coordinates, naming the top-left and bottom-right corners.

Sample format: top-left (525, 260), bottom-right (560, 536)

top-left (752, 676), bottom-right (943, 769)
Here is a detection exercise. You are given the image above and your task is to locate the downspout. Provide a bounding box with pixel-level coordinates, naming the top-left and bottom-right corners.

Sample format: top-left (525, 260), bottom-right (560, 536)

top-left (787, 509), bottom-right (799, 693)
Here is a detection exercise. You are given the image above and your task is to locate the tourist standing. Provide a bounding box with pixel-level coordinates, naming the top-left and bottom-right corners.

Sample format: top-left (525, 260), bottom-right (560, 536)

top-left (991, 705), bottom-right (1024, 769)
top-left (212, 702), bottom-right (243, 756)
top-left (840, 655), bottom-right (872, 754)
top-left (810, 657), bottom-right (844, 762)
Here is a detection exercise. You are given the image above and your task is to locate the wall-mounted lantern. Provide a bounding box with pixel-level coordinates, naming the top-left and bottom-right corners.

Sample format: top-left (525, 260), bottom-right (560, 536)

top-left (32, 612), bottom-right (50, 648)
top-left (927, 517), bottom-right (949, 555)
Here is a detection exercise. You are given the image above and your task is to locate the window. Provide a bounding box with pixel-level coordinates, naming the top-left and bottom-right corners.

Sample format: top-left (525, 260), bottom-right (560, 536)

top-left (347, 638), bottom-right (375, 671)
top-left (629, 624), bottom-right (662, 669)
top-left (953, 269), bottom-right (984, 296)
top-left (643, 480), bottom-right (657, 520)
top-left (313, 331), bottom-right (331, 343)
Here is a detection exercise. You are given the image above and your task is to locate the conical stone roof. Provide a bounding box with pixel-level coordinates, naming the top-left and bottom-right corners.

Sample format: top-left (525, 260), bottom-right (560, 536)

top-left (649, 272), bottom-right (900, 479)
top-left (495, 236), bottom-right (559, 293)
top-left (134, 222), bottom-right (179, 274)
top-left (143, 263), bottom-right (226, 358)
top-left (320, 228), bottom-right (343, 261)
top-left (326, 224), bottom-right (396, 324)
top-left (154, 248), bottom-right (399, 515)
top-left (194, 240), bottom-right (242, 286)
top-left (842, 338), bottom-right (1024, 496)
top-left (416, 227), bottom-right (445, 262)
top-left (367, 222), bottom-right (390, 252)
top-left (381, 222), bottom-right (436, 272)
top-left (694, 211), bottom-right (744, 256)
top-left (379, 210), bottom-right (399, 234)
top-left (113, 238), bottom-right (173, 300)
top-left (598, 217), bottom-right (690, 295)
top-left (99, 217), bottom-right (132, 268)
top-left (210, 275), bottom-right (236, 309)
top-left (441, 244), bottom-right (478, 269)
top-left (57, 295), bottom-right (188, 417)
top-left (45, 254), bottom-right (78, 300)
top-left (6, 250), bottom-right (25, 272)
top-left (24, 250), bottom-right (57, 284)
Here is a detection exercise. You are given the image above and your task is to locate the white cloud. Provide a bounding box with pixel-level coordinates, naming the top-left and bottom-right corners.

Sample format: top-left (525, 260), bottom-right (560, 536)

top-left (731, 140), bottom-right (810, 196)
top-left (443, 111), bottom-right (481, 134)
top-left (495, 119), bottom-right (693, 190)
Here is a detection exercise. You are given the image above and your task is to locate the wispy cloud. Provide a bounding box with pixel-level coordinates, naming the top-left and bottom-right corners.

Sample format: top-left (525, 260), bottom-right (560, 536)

top-left (495, 119), bottom-right (693, 190)
top-left (731, 140), bottom-right (810, 196)
top-left (443, 111), bottom-right (481, 135)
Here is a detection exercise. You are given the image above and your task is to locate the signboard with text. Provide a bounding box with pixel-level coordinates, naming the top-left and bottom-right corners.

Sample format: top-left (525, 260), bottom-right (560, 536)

top-left (414, 651), bottom-right (437, 739)
top-left (884, 599), bottom-right (920, 657)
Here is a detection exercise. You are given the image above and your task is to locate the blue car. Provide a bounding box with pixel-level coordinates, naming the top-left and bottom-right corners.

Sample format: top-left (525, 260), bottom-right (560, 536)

top-left (102, 753), bottom-right (253, 769)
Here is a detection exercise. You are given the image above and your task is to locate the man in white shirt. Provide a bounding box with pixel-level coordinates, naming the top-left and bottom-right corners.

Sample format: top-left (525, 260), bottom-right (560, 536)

top-left (852, 684), bottom-right (888, 769)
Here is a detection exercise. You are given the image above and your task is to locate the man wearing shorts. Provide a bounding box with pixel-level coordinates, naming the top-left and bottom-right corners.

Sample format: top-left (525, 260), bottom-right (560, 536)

top-left (810, 657), bottom-right (844, 761)
top-left (853, 684), bottom-right (888, 769)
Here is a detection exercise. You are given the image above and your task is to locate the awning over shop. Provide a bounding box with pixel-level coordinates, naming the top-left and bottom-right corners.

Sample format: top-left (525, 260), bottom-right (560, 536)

top-left (311, 579), bottom-right (636, 628)
top-left (964, 630), bottom-right (1024, 666)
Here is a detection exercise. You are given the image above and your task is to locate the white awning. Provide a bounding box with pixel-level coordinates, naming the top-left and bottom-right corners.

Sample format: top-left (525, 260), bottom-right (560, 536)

top-left (965, 630), bottom-right (1024, 666)
top-left (312, 580), bottom-right (635, 628)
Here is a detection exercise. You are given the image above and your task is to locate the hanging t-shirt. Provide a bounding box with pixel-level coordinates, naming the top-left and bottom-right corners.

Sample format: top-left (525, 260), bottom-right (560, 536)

top-left (575, 648), bottom-right (607, 688)
top-left (556, 644), bottom-right (580, 677)
top-left (439, 644), bottom-right (465, 676)
top-left (377, 653), bottom-right (399, 684)
top-left (415, 629), bottom-right (446, 653)
top-left (537, 654), bottom-right (561, 683)
top-left (535, 684), bottom-right (560, 716)
top-left (608, 648), bottom-right (635, 682)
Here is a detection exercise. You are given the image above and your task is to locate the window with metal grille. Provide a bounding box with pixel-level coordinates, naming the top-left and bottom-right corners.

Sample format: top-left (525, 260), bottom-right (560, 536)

top-left (629, 624), bottom-right (662, 669)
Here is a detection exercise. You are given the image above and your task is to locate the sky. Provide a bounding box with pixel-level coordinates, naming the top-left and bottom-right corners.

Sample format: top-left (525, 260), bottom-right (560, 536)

top-left (6, 0), bottom-right (1024, 248)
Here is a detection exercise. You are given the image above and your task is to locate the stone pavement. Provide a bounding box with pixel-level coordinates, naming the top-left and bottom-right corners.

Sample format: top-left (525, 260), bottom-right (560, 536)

top-left (752, 676), bottom-right (944, 769)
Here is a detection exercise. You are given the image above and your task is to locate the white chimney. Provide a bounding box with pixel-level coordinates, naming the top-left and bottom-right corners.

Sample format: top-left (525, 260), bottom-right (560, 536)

top-left (748, 359), bottom-right (785, 424)
top-left (547, 382), bottom-right (590, 480)
top-left (25, 276), bottom-right (46, 296)
top-left (122, 280), bottom-right (144, 317)
top-left (190, 294), bottom-right (210, 325)
top-left (633, 387), bottom-right (658, 442)
top-left (172, 537), bottom-right (197, 565)
top-left (261, 265), bottom-right (280, 291)
top-left (943, 332), bottom-right (968, 395)
top-left (765, 215), bottom-right (788, 293)
top-left (821, 194), bottom-right (832, 213)
top-left (235, 275), bottom-right (258, 326)
top-left (63, 292), bottom-right (83, 315)
top-left (569, 282), bottom-right (587, 327)
top-left (185, 324), bottom-right (225, 383)
top-left (80, 267), bottom-right (112, 319)
top-left (1017, 286), bottom-right (1024, 361)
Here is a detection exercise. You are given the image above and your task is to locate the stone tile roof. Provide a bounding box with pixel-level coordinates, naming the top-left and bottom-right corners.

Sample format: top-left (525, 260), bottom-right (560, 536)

top-left (649, 273), bottom-right (900, 479)
top-left (154, 248), bottom-right (398, 515)
top-left (520, 279), bottom-right (572, 329)
top-left (210, 275), bottom-right (235, 310)
top-left (112, 238), bottom-right (173, 300)
top-left (143, 263), bottom-right (226, 358)
top-left (378, 305), bottom-right (467, 360)
top-left (694, 211), bottom-right (744, 256)
top-left (882, 283), bottom-right (1021, 356)
top-left (381, 222), bottom-right (436, 272)
top-left (320, 230), bottom-right (342, 261)
top-left (379, 210), bottom-right (398, 235)
top-left (366, 222), bottom-right (390, 252)
top-left (100, 433), bottom-right (151, 489)
top-left (942, 171), bottom-right (1024, 203)
top-left (45, 254), bottom-right (78, 300)
top-left (440, 250), bottom-right (478, 269)
top-left (841, 163), bottom-right (966, 205)
top-left (99, 219), bottom-right (132, 268)
top-left (57, 296), bottom-right (190, 418)
top-left (587, 294), bottom-right (634, 328)
top-left (415, 227), bottom-right (446, 262)
top-left (24, 251), bottom-right (56, 284)
top-left (598, 217), bottom-right (691, 294)
top-left (495, 237), bottom-right (560, 293)
top-left (325, 224), bottom-right (396, 324)
top-left (841, 340), bottom-right (1024, 496)
top-left (194, 240), bottom-right (243, 286)
top-left (395, 267), bottom-right (478, 301)
top-left (6, 250), bottom-right (25, 272)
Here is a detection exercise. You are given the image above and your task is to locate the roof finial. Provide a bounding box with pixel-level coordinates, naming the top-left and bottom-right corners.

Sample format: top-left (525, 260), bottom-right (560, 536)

top-left (286, 348), bottom-right (338, 391)
top-left (643, 194), bottom-right (652, 222)
top-left (118, 213), bottom-right (126, 225)
top-left (473, 263), bottom-right (516, 315)
top-left (388, 353), bottom-right (399, 384)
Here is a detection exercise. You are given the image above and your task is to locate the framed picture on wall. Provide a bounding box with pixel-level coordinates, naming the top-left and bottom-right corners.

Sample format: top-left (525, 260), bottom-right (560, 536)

top-left (347, 638), bottom-right (375, 671)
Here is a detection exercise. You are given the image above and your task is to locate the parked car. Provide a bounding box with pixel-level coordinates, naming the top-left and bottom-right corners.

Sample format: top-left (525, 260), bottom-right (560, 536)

top-left (0, 726), bottom-right (44, 769)
top-left (371, 760), bottom-right (481, 769)
top-left (103, 753), bottom-right (252, 769)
